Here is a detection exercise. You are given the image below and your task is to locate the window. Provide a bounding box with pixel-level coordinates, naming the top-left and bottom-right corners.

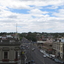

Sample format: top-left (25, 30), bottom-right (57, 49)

top-left (15, 51), bottom-right (18, 59)
top-left (4, 51), bottom-right (8, 59)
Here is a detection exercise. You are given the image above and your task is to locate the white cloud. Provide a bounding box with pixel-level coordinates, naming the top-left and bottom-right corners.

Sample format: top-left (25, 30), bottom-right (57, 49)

top-left (53, 9), bottom-right (64, 18)
top-left (46, 6), bottom-right (58, 9)
top-left (0, 0), bottom-right (64, 9)
top-left (0, 0), bottom-right (64, 32)
top-left (29, 9), bottom-right (48, 14)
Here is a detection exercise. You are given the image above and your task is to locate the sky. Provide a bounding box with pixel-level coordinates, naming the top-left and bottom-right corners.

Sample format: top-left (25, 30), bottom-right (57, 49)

top-left (0, 0), bottom-right (64, 33)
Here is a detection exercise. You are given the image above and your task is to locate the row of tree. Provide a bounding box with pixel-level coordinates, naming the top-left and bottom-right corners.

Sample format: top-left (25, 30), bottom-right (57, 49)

top-left (0, 32), bottom-right (64, 42)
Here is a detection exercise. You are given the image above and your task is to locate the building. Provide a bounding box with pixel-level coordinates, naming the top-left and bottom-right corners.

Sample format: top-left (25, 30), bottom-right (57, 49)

top-left (53, 38), bottom-right (64, 61)
top-left (0, 36), bottom-right (21, 64)
top-left (37, 38), bottom-right (53, 53)
top-left (37, 38), bottom-right (47, 48)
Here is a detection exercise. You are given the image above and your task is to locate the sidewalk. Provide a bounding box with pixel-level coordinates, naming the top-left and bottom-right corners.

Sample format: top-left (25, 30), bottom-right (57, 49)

top-left (17, 60), bottom-right (21, 64)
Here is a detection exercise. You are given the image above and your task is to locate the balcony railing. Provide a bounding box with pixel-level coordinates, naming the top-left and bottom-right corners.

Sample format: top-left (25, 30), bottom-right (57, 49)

top-left (2, 59), bottom-right (9, 62)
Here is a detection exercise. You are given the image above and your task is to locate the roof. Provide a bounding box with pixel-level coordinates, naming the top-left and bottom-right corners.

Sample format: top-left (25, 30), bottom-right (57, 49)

top-left (37, 41), bottom-right (46, 43)
top-left (0, 39), bottom-right (21, 46)
top-left (0, 42), bottom-right (21, 46)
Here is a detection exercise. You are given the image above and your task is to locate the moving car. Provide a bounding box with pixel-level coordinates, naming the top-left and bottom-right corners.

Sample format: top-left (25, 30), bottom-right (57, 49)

top-left (31, 60), bottom-right (35, 64)
top-left (32, 48), bottom-right (35, 51)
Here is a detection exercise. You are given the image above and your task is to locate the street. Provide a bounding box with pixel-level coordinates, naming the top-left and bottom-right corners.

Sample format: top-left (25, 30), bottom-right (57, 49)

top-left (25, 43), bottom-right (59, 64)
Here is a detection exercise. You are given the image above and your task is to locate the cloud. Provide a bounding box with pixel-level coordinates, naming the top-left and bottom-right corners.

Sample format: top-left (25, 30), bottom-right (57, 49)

top-left (8, 15), bottom-right (17, 18)
top-left (0, 0), bottom-right (64, 32)
top-left (46, 5), bottom-right (58, 9)
top-left (29, 8), bottom-right (48, 14)
top-left (0, 0), bottom-right (31, 9)
top-left (53, 9), bottom-right (64, 18)
top-left (0, 0), bottom-right (64, 9)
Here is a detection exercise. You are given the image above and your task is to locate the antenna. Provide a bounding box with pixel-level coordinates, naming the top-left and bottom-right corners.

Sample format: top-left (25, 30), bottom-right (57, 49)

top-left (15, 23), bottom-right (18, 38)
top-left (16, 23), bottom-right (20, 40)
top-left (16, 23), bottom-right (17, 33)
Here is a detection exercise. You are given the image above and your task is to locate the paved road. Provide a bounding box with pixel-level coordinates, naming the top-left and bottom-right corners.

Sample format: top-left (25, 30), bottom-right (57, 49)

top-left (25, 43), bottom-right (59, 64)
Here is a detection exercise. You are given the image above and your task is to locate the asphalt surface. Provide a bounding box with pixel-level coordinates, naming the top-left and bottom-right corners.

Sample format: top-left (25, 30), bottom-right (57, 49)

top-left (25, 43), bottom-right (59, 64)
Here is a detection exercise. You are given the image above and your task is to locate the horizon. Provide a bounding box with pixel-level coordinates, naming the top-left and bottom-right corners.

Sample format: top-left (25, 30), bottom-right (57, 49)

top-left (0, 32), bottom-right (64, 33)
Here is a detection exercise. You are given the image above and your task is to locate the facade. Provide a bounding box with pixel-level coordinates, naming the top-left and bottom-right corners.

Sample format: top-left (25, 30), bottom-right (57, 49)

top-left (37, 38), bottom-right (47, 48)
top-left (53, 38), bottom-right (64, 61)
top-left (0, 35), bottom-right (21, 64)
top-left (37, 38), bottom-right (53, 53)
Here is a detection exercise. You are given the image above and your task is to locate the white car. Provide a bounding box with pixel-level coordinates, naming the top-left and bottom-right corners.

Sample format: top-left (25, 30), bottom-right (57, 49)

top-left (50, 54), bottom-right (55, 58)
top-left (45, 54), bottom-right (50, 57)
top-left (40, 50), bottom-right (44, 53)
top-left (32, 48), bottom-right (35, 51)
top-left (43, 55), bottom-right (46, 57)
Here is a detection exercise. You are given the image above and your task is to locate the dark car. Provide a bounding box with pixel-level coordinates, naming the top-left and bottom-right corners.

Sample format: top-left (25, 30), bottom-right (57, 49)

top-left (54, 58), bottom-right (64, 64)
top-left (51, 57), bottom-right (55, 60)
top-left (54, 58), bottom-right (60, 62)
top-left (28, 61), bottom-right (31, 64)
top-left (31, 60), bottom-right (35, 64)
top-left (25, 62), bottom-right (28, 64)
top-left (59, 61), bottom-right (64, 64)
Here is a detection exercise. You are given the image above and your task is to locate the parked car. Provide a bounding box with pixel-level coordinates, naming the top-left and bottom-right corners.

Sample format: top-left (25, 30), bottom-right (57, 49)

top-left (39, 46), bottom-right (41, 49)
top-left (54, 58), bottom-right (60, 63)
top-left (59, 61), bottom-right (64, 64)
top-left (43, 55), bottom-right (46, 57)
top-left (54, 58), bottom-right (64, 63)
top-left (45, 54), bottom-right (50, 58)
top-left (50, 54), bottom-right (55, 58)
top-left (40, 50), bottom-right (46, 54)
top-left (51, 57), bottom-right (55, 60)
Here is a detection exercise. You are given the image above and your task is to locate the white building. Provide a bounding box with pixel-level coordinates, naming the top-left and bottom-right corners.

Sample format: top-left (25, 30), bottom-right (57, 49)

top-left (53, 38), bottom-right (64, 60)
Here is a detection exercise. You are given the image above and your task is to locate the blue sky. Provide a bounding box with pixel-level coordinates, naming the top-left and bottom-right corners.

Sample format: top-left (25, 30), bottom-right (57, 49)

top-left (0, 0), bottom-right (64, 33)
top-left (10, 8), bottom-right (30, 14)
